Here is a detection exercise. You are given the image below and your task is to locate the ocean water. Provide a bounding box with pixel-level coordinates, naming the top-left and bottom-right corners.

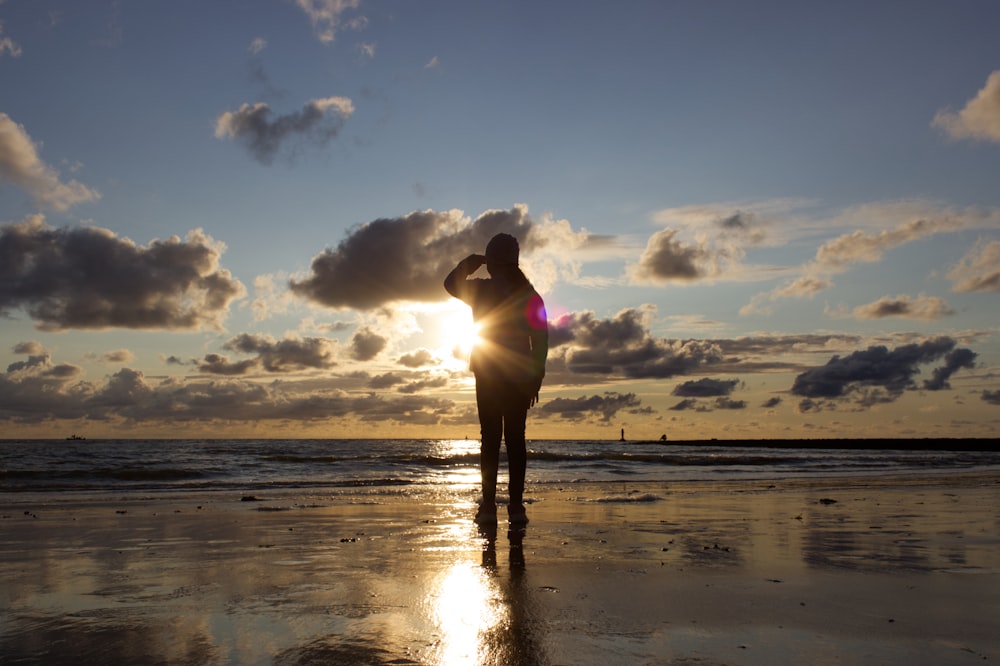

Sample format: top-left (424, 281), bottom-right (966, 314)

top-left (2, 438), bottom-right (998, 498)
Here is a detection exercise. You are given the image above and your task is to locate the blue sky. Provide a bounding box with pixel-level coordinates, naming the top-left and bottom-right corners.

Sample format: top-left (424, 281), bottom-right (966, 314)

top-left (2, 0), bottom-right (999, 439)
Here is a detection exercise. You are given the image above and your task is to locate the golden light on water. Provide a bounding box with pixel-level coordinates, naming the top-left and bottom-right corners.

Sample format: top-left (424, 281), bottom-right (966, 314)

top-left (429, 562), bottom-right (503, 665)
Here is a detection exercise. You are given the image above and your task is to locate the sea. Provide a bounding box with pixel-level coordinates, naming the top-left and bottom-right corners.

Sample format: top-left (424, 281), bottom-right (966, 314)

top-left (2, 438), bottom-right (998, 500)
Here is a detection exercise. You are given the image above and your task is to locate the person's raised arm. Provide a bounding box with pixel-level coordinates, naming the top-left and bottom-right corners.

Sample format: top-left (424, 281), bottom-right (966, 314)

top-left (444, 254), bottom-right (486, 301)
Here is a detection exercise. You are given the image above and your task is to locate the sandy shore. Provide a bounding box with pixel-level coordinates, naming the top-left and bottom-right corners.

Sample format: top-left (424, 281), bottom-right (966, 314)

top-left (2, 475), bottom-right (998, 665)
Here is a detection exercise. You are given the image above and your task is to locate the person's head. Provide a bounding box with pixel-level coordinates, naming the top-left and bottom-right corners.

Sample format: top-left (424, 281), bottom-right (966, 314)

top-left (485, 233), bottom-right (519, 275)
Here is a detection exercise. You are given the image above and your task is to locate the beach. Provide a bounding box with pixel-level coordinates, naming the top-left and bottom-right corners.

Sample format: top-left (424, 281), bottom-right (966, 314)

top-left (2, 473), bottom-right (998, 665)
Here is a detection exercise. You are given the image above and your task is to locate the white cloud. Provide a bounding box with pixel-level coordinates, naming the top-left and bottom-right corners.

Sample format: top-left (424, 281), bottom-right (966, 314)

top-left (248, 37), bottom-right (267, 54)
top-left (948, 239), bottom-right (1000, 292)
top-left (0, 19), bottom-right (22, 57)
top-left (0, 114), bottom-right (101, 211)
top-left (933, 70), bottom-right (1000, 144)
top-left (741, 201), bottom-right (1000, 314)
top-left (294, 0), bottom-right (363, 43)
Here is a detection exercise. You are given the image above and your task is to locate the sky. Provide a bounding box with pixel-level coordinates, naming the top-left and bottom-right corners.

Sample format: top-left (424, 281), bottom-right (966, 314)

top-left (1, 0), bottom-right (999, 440)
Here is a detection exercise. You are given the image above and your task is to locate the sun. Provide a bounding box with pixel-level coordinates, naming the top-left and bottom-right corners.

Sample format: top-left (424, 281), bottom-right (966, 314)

top-left (435, 304), bottom-right (482, 360)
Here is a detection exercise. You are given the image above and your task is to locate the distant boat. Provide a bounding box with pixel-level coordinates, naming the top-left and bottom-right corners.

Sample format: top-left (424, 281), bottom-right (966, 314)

top-left (66, 434), bottom-right (86, 441)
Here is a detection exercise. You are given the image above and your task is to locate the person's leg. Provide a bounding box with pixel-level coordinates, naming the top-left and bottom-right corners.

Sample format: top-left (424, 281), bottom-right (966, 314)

top-left (475, 377), bottom-right (502, 514)
top-left (502, 384), bottom-right (529, 514)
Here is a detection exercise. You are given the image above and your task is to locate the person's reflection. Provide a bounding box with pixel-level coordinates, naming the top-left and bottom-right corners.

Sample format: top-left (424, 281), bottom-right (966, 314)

top-left (478, 527), bottom-right (546, 666)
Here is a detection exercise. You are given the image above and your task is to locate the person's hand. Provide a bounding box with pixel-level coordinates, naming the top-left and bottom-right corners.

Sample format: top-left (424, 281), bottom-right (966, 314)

top-left (529, 390), bottom-right (540, 408)
top-left (462, 254), bottom-right (486, 271)
top-left (527, 379), bottom-right (542, 407)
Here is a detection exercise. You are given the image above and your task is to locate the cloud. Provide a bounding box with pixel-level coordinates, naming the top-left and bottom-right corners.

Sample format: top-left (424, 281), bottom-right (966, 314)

top-left (248, 37), bottom-right (267, 54)
top-left (549, 307), bottom-right (723, 379)
top-left (0, 114), bottom-right (100, 210)
top-left (671, 377), bottom-right (739, 397)
top-left (762, 396), bottom-right (782, 408)
top-left (982, 389), bottom-right (1000, 405)
top-left (290, 205), bottom-right (590, 310)
top-left (1, 20), bottom-right (22, 57)
top-left (100, 349), bottom-right (135, 364)
top-left (669, 396), bottom-right (746, 411)
top-left (537, 392), bottom-right (642, 421)
top-left (2, 348), bottom-right (453, 426)
top-left (294, 0), bottom-right (364, 43)
top-left (424, 56), bottom-right (440, 69)
top-left (214, 97), bottom-right (355, 164)
top-left (222, 333), bottom-right (338, 372)
top-left (0, 216), bottom-right (245, 331)
top-left (13, 341), bottom-right (45, 355)
top-left (196, 353), bottom-right (258, 376)
top-left (849, 294), bottom-right (955, 321)
top-left (922, 347), bottom-right (977, 391)
top-left (630, 207), bottom-right (772, 285)
top-left (791, 337), bottom-right (976, 406)
top-left (368, 372), bottom-right (404, 389)
top-left (948, 240), bottom-right (1000, 292)
top-left (742, 202), bottom-right (996, 314)
top-left (398, 375), bottom-right (448, 394)
top-left (629, 229), bottom-right (708, 282)
top-left (359, 41), bottom-right (376, 59)
top-left (397, 348), bottom-right (439, 368)
top-left (350, 327), bottom-right (388, 361)
top-left (932, 69), bottom-right (1000, 144)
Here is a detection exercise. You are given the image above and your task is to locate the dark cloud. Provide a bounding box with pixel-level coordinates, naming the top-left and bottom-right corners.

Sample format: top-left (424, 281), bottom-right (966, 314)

top-left (350, 327), bottom-right (387, 361)
top-left (368, 372), bottom-right (404, 389)
top-left (289, 206), bottom-right (539, 310)
top-left (537, 392), bottom-right (642, 421)
top-left (982, 389), bottom-right (1000, 405)
top-left (223, 334), bottom-right (338, 372)
top-left (851, 295), bottom-right (954, 321)
top-left (549, 308), bottom-right (722, 379)
top-left (196, 334), bottom-right (338, 375)
top-left (0, 217), bottom-right (244, 331)
top-left (196, 353), bottom-right (258, 376)
top-left (631, 229), bottom-right (707, 282)
top-left (398, 375), bottom-right (448, 394)
top-left (214, 97), bottom-right (354, 164)
top-left (714, 397), bottom-right (747, 410)
top-left (791, 337), bottom-right (976, 405)
top-left (398, 348), bottom-right (439, 368)
top-left (762, 396), bottom-right (782, 408)
top-left (1, 352), bottom-right (86, 423)
top-left (922, 347), bottom-right (977, 390)
top-left (672, 377), bottom-right (739, 397)
top-left (669, 398), bottom-right (702, 412)
top-left (1, 348), bottom-right (452, 426)
top-left (668, 394), bottom-right (745, 412)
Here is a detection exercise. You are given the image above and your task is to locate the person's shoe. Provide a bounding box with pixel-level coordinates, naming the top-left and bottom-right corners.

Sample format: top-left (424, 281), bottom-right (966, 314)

top-left (507, 503), bottom-right (528, 525)
top-left (474, 503), bottom-right (497, 526)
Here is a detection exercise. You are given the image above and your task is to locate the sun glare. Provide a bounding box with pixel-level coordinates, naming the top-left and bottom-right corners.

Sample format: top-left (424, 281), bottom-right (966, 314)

top-left (437, 307), bottom-right (482, 359)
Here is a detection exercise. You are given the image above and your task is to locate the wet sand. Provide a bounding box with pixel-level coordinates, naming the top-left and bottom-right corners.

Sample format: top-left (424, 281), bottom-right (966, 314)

top-left (2, 475), bottom-right (999, 665)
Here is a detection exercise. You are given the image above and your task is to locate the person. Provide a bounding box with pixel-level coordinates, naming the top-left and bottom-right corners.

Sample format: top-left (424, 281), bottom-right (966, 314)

top-left (444, 233), bottom-right (548, 526)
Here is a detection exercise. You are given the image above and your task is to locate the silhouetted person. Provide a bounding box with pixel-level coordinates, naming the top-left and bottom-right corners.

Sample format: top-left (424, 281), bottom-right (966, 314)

top-left (445, 233), bottom-right (548, 526)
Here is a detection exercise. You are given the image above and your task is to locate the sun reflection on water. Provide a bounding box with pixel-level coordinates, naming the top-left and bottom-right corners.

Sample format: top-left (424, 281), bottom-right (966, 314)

top-left (429, 561), bottom-right (503, 665)
top-left (431, 439), bottom-right (482, 489)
